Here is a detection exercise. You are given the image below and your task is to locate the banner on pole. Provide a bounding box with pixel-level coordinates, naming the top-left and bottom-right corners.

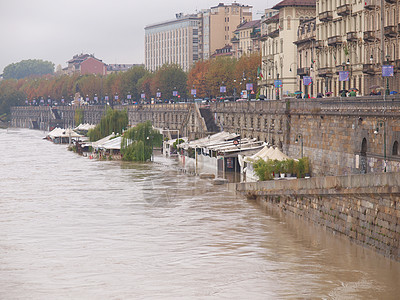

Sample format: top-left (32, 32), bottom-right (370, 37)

top-left (303, 76), bottom-right (312, 86)
top-left (274, 80), bottom-right (282, 88)
top-left (246, 83), bottom-right (253, 91)
top-left (339, 71), bottom-right (349, 81)
top-left (382, 65), bottom-right (394, 77)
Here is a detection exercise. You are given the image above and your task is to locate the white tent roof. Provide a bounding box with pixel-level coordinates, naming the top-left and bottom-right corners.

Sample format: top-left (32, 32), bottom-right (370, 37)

top-left (182, 131), bottom-right (239, 150)
top-left (47, 127), bottom-right (83, 139)
top-left (75, 123), bottom-right (96, 131)
top-left (244, 145), bottom-right (291, 162)
top-left (98, 136), bottom-right (122, 150)
top-left (90, 133), bottom-right (116, 148)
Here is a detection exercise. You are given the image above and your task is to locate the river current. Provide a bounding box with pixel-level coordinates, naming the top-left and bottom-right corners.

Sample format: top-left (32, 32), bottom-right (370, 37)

top-left (0, 128), bottom-right (399, 299)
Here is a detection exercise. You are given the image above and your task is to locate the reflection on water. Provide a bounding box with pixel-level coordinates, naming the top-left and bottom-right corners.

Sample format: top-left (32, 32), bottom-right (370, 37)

top-left (0, 128), bottom-right (399, 299)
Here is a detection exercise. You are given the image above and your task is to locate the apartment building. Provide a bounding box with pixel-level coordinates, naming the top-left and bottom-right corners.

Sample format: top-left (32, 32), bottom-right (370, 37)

top-left (63, 54), bottom-right (107, 76)
top-left (231, 20), bottom-right (261, 59)
top-left (294, 18), bottom-right (316, 97)
top-left (209, 3), bottom-right (253, 56)
top-left (363, 0), bottom-right (400, 94)
top-left (316, 0), bottom-right (367, 96)
top-left (145, 13), bottom-right (200, 72)
top-left (259, 0), bottom-right (316, 99)
top-left (145, 3), bottom-right (252, 72)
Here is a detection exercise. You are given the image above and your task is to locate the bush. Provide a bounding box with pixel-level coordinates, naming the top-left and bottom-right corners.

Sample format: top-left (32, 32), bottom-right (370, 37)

top-left (253, 157), bottom-right (311, 181)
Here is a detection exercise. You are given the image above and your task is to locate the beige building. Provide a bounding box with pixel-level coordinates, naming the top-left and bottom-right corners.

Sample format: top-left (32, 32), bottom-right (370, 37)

top-left (209, 3), bottom-right (253, 57)
top-left (145, 13), bottom-right (200, 72)
top-left (145, 3), bottom-right (252, 71)
top-left (294, 18), bottom-right (317, 97)
top-left (315, 0), bottom-right (367, 96)
top-left (231, 20), bottom-right (261, 59)
top-left (259, 0), bottom-right (316, 100)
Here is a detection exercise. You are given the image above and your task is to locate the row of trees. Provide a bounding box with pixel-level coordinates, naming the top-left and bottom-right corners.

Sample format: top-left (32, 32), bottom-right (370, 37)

top-left (2, 59), bottom-right (54, 80)
top-left (0, 53), bottom-right (261, 119)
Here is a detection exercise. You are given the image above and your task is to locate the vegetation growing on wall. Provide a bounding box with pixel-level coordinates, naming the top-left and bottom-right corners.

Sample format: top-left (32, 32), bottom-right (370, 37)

top-left (74, 108), bottom-right (84, 126)
top-left (87, 108), bottom-right (128, 142)
top-left (120, 121), bottom-right (162, 162)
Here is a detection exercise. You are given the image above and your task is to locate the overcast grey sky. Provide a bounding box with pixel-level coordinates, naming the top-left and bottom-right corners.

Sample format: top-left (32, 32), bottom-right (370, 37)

top-left (0, 0), bottom-right (280, 73)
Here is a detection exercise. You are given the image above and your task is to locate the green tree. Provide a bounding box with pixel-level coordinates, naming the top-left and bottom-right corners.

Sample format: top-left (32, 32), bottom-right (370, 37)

top-left (74, 108), bottom-right (84, 126)
top-left (120, 66), bottom-right (148, 100)
top-left (121, 121), bottom-right (163, 161)
top-left (87, 108), bottom-right (128, 141)
top-left (3, 59), bottom-right (54, 79)
top-left (152, 64), bottom-right (188, 100)
top-left (0, 80), bottom-right (25, 120)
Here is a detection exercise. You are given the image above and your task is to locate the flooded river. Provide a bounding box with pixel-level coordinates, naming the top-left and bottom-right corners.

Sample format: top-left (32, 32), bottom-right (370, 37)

top-left (1, 128), bottom-right (399, 299)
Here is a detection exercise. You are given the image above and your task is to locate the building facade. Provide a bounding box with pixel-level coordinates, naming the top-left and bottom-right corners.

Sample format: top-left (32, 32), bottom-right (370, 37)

top-left (315, 0), bottom-right (367, 96)
top-left (294, 18), bottom-right (316, 97)
top-left (64, 54), bottom-right (107, 76)
top-left (144, 3), bottom-right (252, 71)
top-left (259, 0), bottom-right (316, 100)
top-left (231, 20), bottom-right (261, 59)
top-left (209, 3), bottom-right (253, 57)
top-left (145, 13), bottom-right (200, 72)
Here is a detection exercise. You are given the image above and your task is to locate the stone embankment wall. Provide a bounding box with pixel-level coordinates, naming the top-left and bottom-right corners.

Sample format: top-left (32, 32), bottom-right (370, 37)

top-left (11, 103), bottom-right (210, 139)
top-left (233, 172), bottom-right (400, 261)
top-left (211, 97), bottom-right (400, 176)
top-left (11, 97), bottom-right (400, 177)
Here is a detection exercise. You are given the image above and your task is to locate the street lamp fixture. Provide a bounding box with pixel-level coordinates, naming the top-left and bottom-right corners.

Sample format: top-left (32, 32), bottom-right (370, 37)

top-left (295, 133), bottom-right (303, 158)
top-left (374, 120), bottom-right (387, 172)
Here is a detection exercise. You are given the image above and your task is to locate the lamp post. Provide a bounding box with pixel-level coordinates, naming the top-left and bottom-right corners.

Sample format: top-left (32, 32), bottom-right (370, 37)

top-left (147, 136), bottom-right (153, 161)
top-left (276, 72), bottom-right (280, 100)
top-left (342, 62), bottom-right (346, 96)
top-left (295, 134), bottom-right (303, 158)
top-left (374, 120), bottom-right (387, 172)
top-left (233, 79), bottom-right (237, 101)
top-left (289, 62), bottom-right (297, 94)
top-left (385, 55), bottom-right (390, 96)
top-left (173, 87), bottom-right (177, 103)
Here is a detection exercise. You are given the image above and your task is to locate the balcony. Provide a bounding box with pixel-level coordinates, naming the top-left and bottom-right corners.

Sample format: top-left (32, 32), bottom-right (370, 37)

top-left (268, 29), bottom-right (279, 38)
top-left (362, 64), bottom-right (376, 74)
top-left (384, 25), bottom-right (397, 38)
top-left (314, 40), bottom-right (324, 49)
top-left (251, 32), bottom-right (261, 39)
top-left (318, 67), bottom-right (333, 77)
top-left (297, 67), bottom-right (310, 76)
top-left (262, 54), bottom-right (274, 63)
top-left (327, 35), bottom-right (342, 46)
top-left (347, 31), bottom-right (358, 42)
top-left (337, 4), bottom-right (351, 16)
top-left (364, 0), bottom-right (378, 10)
top-left (319, 11), bottom-right (333, 22)
top-left (363, 31), bottom-right (376, 42)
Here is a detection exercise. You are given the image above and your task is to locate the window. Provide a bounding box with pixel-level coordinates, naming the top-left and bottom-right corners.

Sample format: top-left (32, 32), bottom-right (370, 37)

top-left (393, 141), bottom-right (399, 156)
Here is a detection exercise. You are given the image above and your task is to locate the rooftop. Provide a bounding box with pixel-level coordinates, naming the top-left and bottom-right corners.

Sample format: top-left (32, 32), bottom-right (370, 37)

top-left (273, 0), bottom-right (316, 9)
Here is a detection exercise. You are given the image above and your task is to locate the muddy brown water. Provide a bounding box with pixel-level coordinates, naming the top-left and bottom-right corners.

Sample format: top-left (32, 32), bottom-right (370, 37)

top-left (1, 129), bottom-right (399, 299)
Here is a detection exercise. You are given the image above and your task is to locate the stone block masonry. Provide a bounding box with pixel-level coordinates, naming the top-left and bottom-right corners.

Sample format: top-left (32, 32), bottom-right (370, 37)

top-left (11, 96), bottom-right (400, 177)
top-left (233, 172), bottom-right (400, 261)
